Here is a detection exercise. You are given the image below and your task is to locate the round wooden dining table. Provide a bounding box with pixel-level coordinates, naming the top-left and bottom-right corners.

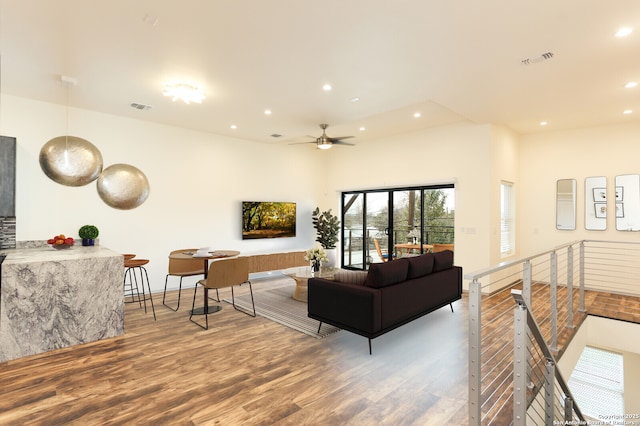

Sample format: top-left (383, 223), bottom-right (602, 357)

top-left (170, 249), bottom-right (240, 315)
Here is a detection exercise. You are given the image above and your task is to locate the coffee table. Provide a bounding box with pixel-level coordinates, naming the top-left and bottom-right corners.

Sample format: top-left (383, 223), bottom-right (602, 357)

top-left (285, 267), bottom-right (334, 302)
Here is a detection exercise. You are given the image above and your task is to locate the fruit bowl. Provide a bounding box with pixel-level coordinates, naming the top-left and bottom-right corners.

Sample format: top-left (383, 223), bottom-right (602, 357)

top-left (51, 243), bottom-right (73, 250)
top-left (47, 234), bottom-right (75, 249)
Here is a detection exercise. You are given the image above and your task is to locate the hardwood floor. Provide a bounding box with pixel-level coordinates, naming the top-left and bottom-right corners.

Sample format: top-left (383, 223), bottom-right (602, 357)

top-left (0, 278), bottom-right (470, 425)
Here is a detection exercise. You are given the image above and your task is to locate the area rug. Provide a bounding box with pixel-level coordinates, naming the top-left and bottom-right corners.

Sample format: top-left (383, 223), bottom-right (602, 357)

top-left (223, 279), bottom-right (340, 339)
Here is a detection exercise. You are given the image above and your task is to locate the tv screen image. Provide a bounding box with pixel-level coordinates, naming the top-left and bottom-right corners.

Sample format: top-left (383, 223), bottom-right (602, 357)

top-left (242, 201), bottom-right (296, 239)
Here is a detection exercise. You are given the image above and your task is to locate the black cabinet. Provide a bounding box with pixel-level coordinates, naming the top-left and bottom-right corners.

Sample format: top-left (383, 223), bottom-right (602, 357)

top-left (0, 136), bottom-right (16, 249)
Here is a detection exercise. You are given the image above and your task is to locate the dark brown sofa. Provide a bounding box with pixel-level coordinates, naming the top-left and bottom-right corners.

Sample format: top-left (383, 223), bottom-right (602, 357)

top-left (307, 251), bottom-right (462, 354)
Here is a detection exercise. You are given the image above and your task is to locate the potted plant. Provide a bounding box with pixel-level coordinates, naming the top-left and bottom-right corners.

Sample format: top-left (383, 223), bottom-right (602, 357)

top-left (312, 207), bottom-right (340, 267)
top-left (78, 224), bottom-right (99, 246)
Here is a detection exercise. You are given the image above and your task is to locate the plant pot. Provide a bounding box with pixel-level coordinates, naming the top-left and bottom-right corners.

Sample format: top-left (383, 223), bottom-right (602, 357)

top-left (325, 247), bottom-right (337, 268)
top-left (82, 238), bottom-right (95, 246)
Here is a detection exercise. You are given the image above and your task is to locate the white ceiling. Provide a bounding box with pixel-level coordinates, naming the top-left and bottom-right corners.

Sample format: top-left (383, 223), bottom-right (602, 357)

top-left (1, 0), bottom-right (639, 146)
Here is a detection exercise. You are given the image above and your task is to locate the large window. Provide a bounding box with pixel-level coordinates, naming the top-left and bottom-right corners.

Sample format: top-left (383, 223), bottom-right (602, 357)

top-left (500, 181), bottom-right (515, 256)
top-left (341, 184), bottom-right (455, 270)
top-left (568, 346), bottom-right (624, 422)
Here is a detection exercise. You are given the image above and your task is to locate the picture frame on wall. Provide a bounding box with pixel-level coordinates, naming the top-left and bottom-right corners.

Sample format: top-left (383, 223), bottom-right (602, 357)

top-left (594, 203), bottom-right (607, 218)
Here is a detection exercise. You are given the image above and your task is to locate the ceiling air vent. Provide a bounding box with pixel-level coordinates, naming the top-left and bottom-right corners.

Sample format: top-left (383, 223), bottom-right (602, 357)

top-left (521, 52), bottom-right (554, 65)
top-left (130, 103), bottom-right (152, 111)
top-left (270, 133), bottom-right (282, 138)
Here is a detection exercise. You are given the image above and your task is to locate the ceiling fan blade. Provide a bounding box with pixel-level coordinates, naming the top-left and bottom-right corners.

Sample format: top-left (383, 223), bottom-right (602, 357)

top-left (288, 141), bottom-right (317, 145)
top-left (333, 140), bottom-right (356, 146)
top-left (327, 135), bottom-right (355, 141)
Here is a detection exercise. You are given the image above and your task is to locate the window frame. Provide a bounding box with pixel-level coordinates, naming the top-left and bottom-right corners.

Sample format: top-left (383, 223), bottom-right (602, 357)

top-left (500, 181), bottom-right (515, 256)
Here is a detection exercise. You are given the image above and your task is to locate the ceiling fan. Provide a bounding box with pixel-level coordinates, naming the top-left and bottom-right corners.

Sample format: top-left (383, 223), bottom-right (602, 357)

top-left (291, 123), bottom-right (355, 150)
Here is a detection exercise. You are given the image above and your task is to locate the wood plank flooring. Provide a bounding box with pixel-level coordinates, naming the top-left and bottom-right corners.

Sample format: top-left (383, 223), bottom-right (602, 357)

top-left (2, 276), bottom-right (638, 426)
top-left (0, 278), bottom-right (470, 425)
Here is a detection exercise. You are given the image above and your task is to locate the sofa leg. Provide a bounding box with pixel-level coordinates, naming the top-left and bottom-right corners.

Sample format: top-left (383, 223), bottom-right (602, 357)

top-left (450, 302), bottom-right (454, 313)
top-left (368, 338), bottom-right (372, 355)
top-left (317, 322), bottom-right (323, 333)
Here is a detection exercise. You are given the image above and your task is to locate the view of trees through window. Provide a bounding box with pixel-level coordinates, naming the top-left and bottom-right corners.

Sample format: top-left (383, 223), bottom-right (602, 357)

top-left (342, 185), bottom-right (454, 269)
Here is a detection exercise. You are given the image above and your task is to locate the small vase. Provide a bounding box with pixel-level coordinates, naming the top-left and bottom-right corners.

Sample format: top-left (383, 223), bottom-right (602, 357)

top-left (82, 238), bottom-right (95, 246)
top-left (311, 260), bottom-right (321, 275)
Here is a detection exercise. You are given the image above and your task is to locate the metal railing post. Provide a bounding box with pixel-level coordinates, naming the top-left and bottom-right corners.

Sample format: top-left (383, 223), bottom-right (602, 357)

top-left (468, 278), bottom-right (482, 426)
top-left (523, 260), bottom-right (532, 307)
top-left (565, 396), bottom-right (574, 423)
top-left (579, 242), bottom-right (586, 312)
top-left (567, 245), bottom-right (574, 328)
top-left (544, 360), bottom-right (555, 423)
top-left (513, 303), bottom-right (528, 426)
top-left (550, 251), bottom-right (558, 351)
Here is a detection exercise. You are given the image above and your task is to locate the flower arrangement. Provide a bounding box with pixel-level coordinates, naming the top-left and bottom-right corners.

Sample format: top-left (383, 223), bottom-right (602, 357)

top-left (305, 246), bottom-right (328, 272)
top-left (408, 228), bottom-right (420, 243)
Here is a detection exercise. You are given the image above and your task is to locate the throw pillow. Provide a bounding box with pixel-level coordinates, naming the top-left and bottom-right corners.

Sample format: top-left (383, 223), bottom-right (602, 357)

top-left (333, 269), bottom-right (368, 286)
top-left (432, 250), bottom-right (454, 272)
top-left (364, 258), bottom-right (409, 289)
top-left (406, 253), bottom-right (435, 279)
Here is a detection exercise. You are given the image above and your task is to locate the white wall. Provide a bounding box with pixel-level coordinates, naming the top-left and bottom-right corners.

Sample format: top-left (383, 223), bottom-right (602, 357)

top-left (2, 95), bottom-right (325, 292)
top-left (323, 122), bottom-right (495, 281)
top-left (519, 123), bottom-right (640, 256)
top-left (9, 92), bottom-right (640, 295)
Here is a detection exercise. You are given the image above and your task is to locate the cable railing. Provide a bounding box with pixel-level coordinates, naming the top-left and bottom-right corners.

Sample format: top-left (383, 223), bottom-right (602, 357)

top-left (466, 240), bottom-right (640, 425)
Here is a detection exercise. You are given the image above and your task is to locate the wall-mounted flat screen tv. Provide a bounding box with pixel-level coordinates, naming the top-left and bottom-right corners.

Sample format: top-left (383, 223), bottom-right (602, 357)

top-left (242, 201), bottom-right (296, 239)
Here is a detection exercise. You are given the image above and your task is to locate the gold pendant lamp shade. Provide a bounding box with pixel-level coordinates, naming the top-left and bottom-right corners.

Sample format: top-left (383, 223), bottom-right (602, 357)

top-left (39, 136), bottom-right (104, 186)
top-left (97, 163), bottom-right (150, 210)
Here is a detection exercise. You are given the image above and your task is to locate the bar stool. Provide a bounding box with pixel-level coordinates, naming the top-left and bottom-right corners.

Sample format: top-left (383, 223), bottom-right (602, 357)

top-left (123, 256), bottom-right (156, 320)
top-left (123, 254), bottom-right (140, 306)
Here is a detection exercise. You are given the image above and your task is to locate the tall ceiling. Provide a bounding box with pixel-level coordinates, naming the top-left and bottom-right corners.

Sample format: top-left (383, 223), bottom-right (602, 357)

top-left (1, 0), bottom-right (639, 145)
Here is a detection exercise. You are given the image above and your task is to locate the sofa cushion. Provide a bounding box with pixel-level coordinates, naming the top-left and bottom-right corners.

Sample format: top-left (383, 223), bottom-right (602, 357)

top-left (364, 258), bottom-right (409, 289)
top-left (333, 269), bottom-right (368, 286)
top-left (406, 253), bottom-right (435, 279)
top-left (432, 250), bottom-right (454, 272)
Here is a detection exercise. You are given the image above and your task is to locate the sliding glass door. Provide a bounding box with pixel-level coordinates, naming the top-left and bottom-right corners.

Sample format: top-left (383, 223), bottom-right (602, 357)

top-left (341, 184), bottom-right (454, 270)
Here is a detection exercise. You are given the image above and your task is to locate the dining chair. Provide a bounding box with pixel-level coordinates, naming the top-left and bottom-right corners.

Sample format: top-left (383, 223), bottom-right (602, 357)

top-left (373, 238), bottom-right (391, 263)
top-left (162, 248), bottom-right (206, 311)
top-left (189, 256), bottom-right (256, 330)
top-left (432, 243), bottom-right (454, 253)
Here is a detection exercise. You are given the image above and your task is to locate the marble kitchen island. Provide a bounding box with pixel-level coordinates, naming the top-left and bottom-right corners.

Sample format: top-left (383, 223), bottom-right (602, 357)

top-left (0, 244), bottom-right (123, 362)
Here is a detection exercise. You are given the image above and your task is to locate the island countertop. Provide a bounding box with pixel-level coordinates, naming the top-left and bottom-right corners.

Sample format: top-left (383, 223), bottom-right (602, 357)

top-left (0, 244), bottom-right (124, 362)
top-left (1, 244), bottom-right (121, 264)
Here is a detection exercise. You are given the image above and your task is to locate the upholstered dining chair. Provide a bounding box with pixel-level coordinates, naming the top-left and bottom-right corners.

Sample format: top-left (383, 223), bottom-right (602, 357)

top-left (189, 256), bottom-right (255, 330)
top-left (162, 248), bottom-right (206, 311)
top-left (432, 243), bottom-right (454, 253)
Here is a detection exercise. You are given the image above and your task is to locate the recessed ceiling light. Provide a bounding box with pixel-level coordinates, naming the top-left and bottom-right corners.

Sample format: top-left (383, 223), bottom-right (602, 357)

top-left (351, 97), bottom-right (360, 102)
top-left (163, 83), bottom-right (205, 104)
top-left (540, 121), bottom-right (548, 126)
top-left (625, 81), bottom-right (638, 88)
top-left (359, 126), bottom-right (366, 131)
top-left (624, 109), bottom-right (633, 114)
top-left (616, 27), bottom-right (633, 38)
top-left (230, 124), bottom-right (237, 129)
top-left (413, 112), bottom-right (421, 118)
top-left (322, 83), bottom-right (332, 91)
top-left (264, 109), bottom-right (272, 115)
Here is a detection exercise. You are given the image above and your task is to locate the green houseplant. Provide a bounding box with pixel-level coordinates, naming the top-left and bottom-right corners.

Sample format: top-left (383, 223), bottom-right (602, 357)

top-left (312, 207), bottom-right (340, 250)
top-left (78, 224), bottom-right (99, 246)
